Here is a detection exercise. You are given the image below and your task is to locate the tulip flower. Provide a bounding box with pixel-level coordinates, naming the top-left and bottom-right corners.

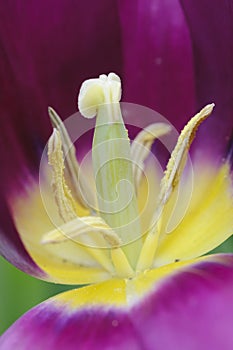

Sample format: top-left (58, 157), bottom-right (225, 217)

top-left (0, 1), bottom-right (233, 350)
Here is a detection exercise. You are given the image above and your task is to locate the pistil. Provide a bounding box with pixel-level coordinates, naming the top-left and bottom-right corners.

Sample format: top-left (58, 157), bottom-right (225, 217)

top-left (78, 73), bottom-right (142, 269)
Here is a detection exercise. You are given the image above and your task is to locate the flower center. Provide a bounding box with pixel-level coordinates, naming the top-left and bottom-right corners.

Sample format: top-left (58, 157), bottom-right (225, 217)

top-left (42, 73), bottom-right (214, 280)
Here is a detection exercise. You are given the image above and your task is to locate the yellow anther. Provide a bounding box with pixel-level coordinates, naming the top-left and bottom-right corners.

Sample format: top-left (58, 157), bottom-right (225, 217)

top-left (48, 128), bottom-right (77, 222)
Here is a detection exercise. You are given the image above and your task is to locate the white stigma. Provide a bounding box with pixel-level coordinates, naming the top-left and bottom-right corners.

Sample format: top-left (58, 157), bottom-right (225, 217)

top-left (78, 73), bottom-right (122, 118)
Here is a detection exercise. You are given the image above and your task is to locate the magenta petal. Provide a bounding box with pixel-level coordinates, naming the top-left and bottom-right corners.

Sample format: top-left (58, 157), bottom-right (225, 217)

top-left (0, 303), bottom-right (141, 350)
top-left (180, 0), bottom-right (233, 158)
top-left (132, 255), bottom-right (233, 349)
top-left (117, 0), bottom-right (195, 129)
top-left (1, 255), bottom-right (233, 349)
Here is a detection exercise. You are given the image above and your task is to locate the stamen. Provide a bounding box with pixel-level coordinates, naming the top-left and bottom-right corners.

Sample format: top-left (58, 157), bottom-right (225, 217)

top-left (136, 232), bottom-right (159, 272)
top-left (48, 107), bottom-right (96, 210)
top-left (48, 128), bottom-right (77, 222)
top-left (137, 104), bottom-right (215, 272)
top-left (111, 248), bottom-right (134, 278)
top-left (41, 216), bottom-right (121, 247)
top-left (158, 103), bottom-right (215, 211)
top-left (41, 216), bottom-right (118, 274)
top-left (131, 123), bottom-right (171, 190)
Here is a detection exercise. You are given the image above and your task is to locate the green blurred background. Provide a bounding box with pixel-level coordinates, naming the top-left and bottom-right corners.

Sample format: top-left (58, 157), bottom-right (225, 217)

top-left (1, 238), bottom-right (233, 335)
top-left (0, 256), bottom-right (73, 334)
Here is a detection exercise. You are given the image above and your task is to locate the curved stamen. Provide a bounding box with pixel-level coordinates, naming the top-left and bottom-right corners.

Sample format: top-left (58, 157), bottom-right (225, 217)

top-left (137, 104), bottom-right (215, 272)
top-left (48, 107), bottom-right (96, 210)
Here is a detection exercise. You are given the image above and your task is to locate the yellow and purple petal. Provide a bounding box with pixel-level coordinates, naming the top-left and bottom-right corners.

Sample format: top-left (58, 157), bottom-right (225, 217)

top-left (0, 1), bottom-right (122, 278)
top-left (1, 255), bottom-right (233, 349)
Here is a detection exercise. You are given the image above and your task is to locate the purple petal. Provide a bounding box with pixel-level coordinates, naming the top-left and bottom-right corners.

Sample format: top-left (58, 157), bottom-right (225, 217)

top-left (0, 0), bottom-right (122, 182)
top-left (1, 255), bottom-right (233, 349)
top-left (180, 0), bottom-right (233, 159)
top-left (117, 0), bottom-right (196, 130)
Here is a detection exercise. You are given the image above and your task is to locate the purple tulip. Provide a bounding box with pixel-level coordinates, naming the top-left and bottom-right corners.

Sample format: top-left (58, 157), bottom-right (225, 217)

top-left (0, 1), bottom-right (232, 349)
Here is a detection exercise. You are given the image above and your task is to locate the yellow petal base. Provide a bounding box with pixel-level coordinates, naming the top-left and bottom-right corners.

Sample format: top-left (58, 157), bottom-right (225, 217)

top-left (54, 256), bottom-right (208, 308)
